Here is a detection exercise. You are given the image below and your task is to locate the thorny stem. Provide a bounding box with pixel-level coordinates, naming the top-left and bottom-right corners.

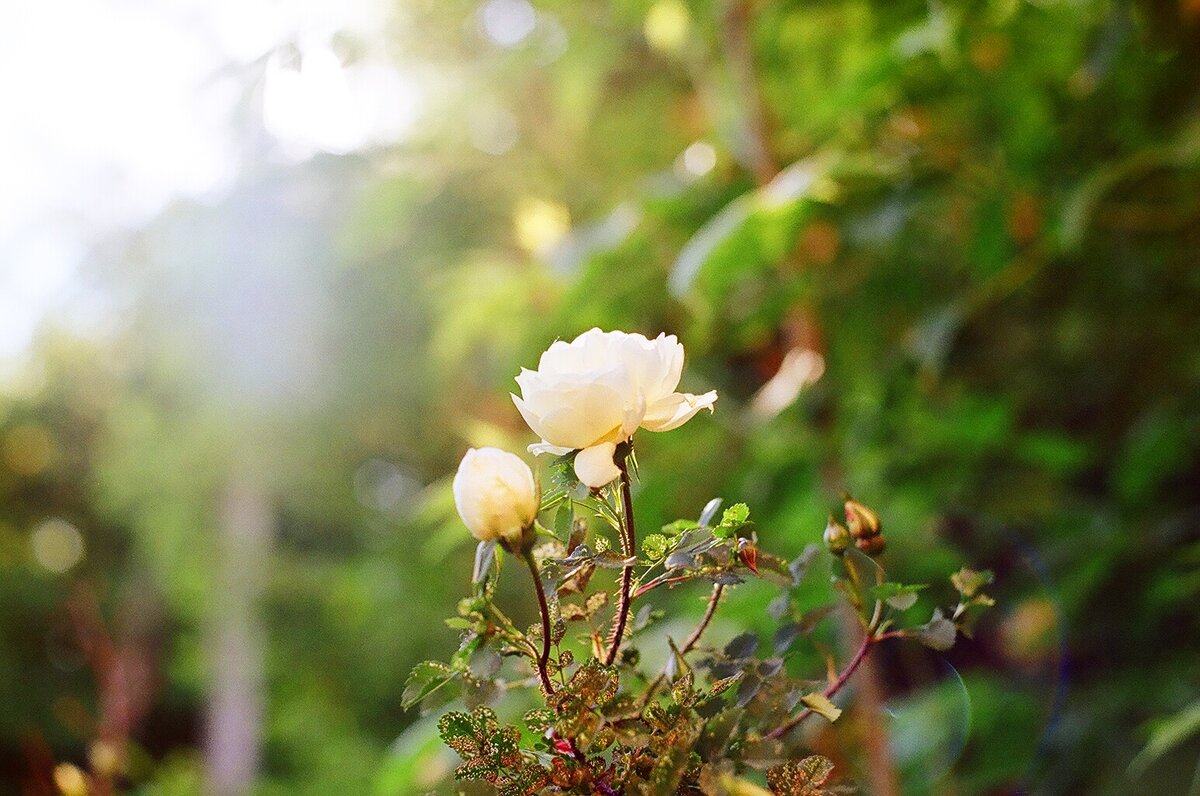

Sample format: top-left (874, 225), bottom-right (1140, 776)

top-left (602, 458), bottom-right (637, 666)
top-left (640, 583), bottom-right (725, 707)
top-left (763, 602), bottom-right (889, 741)
top-left (523, 550), bottom-right (557, 697)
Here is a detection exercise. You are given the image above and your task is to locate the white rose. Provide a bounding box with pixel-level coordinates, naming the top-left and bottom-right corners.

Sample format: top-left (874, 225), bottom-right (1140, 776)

top-left (512, 328), bottom-right (717, 488)
top-left (452, 448), bottom-right (539, 548)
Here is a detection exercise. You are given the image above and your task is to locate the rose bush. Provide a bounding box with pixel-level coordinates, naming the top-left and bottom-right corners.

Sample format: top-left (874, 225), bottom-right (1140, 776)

top-left (511, 328), bottom-right (717, 487)
top-left (452, 447), bottom-right (539, 549)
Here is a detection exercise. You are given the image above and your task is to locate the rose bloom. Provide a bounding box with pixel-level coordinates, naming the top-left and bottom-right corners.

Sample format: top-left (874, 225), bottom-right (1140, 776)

top-left (512, 328), bottom-right (717, 487)
top-left (453, 448), bottom-right (539, 548)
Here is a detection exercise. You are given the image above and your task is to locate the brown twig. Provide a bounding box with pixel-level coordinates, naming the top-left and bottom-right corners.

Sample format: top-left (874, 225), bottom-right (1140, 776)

top-left (524, 551), bottom-right (557, 697)
top-left (603, 460), bottom-right (637, 666)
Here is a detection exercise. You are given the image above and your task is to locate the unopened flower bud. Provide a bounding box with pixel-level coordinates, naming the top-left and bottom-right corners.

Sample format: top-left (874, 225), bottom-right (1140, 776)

top-left (453, 448), bottom-right (539, 552)
top-left (824, 516), bottom-right (851, 555)
top-left (844, 497), bottom-right (882, 539)
top-left (855, 534), bottom-right (886, 557)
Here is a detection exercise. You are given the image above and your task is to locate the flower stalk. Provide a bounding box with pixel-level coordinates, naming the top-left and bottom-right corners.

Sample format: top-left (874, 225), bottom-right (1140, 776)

top-left (522, 550), bottom-right (557, 697)
top-left (602, 455), bottom-right (637, 666)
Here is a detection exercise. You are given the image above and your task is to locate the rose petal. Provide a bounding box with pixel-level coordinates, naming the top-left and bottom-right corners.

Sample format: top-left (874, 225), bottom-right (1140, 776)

top-left (574, 442), bottom-right (621, 488)
top-left (640, 390), bottom-right (718, 432)
top-left (528, 440), bottom-right (573, 456)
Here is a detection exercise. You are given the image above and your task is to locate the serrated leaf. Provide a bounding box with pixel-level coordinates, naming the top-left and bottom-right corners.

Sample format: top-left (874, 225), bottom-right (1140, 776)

top-left (402, 661), bottom-right (459, 710)
top-left (721, 503), bottom-right (750, 525)
top-left (873, 582), bottom-right (928, 611)
top-left (714, 503), bottom-right (750, 538)
top-left (671, 671), bottom-right (696, 707)
top-left (708, 672), bottom-right (743, 697)
top-left (642, 533), bottom-right (671, 561)
top-left (548, 452), bottom-right (580, 491)
top-left (553, 503), bottom-right (573, 538)
top-left (663, 518), bottom-right (701, 535)
top-left (593, 550), bottom-right (637, 569)
top-left (523, 708), bottom-right (554, 732)
top-left (584, 590), bottom-right (609, 615)
top-left (950, 567), bottom-right (994, 598)
top-left (724, 632), bottom-right (759, 659)
top-left (647, 716), bottom-right (704, 795)
top-left (665, 548), bottom-right (699, 570)
top-left (765, 755), bottom-right (836, 795)
top-left (773, 622), bottom-right (802, 655)
top-left (801, 692), bottom-right (842, 723)
top-left (916, 608), bottom-right (957, 651)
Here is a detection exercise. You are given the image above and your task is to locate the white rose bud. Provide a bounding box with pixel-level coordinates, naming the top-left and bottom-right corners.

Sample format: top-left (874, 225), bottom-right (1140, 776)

top-left (512, 328), bottom-right (717, 488)
top-left (452, 448), bottom-right (539, 550)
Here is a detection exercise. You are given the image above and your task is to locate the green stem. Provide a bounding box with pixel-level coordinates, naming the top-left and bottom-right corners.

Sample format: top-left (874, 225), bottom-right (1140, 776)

top-left (523, 550), bottom-right (557, 697)
top-left (602, 459), bottom-right (637, 666)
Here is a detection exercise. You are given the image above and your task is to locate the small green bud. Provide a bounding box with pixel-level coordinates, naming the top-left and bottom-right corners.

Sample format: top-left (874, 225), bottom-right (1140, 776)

top-left (824, 516), bottom-right (851, 555)
top-left (844, 496), bottom-right (882, 539)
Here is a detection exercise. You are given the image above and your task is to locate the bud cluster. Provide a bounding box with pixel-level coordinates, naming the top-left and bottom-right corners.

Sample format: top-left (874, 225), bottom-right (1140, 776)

top-left (824, 496), bottom-right (885, 557)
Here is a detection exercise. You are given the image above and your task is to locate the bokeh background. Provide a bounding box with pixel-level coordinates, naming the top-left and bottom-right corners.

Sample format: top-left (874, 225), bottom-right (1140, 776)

top-left (1, 0), bottom-right (1198, 793)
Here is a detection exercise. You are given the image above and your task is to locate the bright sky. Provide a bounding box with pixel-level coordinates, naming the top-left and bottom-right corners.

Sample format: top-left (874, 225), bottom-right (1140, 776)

top-left (0, 0), bottom-right (423, 368)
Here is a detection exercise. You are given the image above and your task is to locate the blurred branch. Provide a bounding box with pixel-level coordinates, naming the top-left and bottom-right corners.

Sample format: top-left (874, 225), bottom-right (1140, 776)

top-left (720, 0), bottom-right (778, 185)
top-left (204, 475), bottom-right (272, 796)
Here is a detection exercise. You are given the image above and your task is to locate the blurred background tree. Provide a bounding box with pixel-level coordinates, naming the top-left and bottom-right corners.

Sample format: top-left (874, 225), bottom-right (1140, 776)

top-left (0, 0), bottom-right (1197, 793)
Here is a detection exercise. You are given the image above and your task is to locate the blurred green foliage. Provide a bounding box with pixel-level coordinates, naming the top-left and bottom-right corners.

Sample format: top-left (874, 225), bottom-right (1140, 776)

top-left (1, 0), bottom-right (1199, 793)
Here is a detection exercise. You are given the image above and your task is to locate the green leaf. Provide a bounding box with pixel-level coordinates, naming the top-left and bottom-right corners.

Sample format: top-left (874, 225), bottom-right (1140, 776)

top-left (641, 533), bottom-right (670, 561)
top-left (1128, 699), bottom-right (1200, 777)
top-left (671, 670), bottom-right (696, 708)
top-left (801, 692), bottom-right (842, 723)
top-left (950, 567), bottom-right (994, 598)
top-left (916, 608), bottom-right (957, 651)
top-left (438, 706), bottom-right (530, 786)
top-left (662, 518), bottom-right (700, 536)
top-left (713, 503), bottom-right (750, 540)
top-left (553, 502), bottom-right (573, 538)
top-left (523, 708), bottom-right (555, 732)
top-left (402, 661), bottom-right (459, 710)
top-left (834, 546), bottom-right (884, 611)
top-left (788, 544), bottom-right (821, 585)
top-left (593, 549), bottom-right (637, 569)
top-left (708, 672), bottom-right (743, 698)
top-left (548, 452), bottom-right (580, 491)
top-left (873, 582), bottom-right (928, 611)
top-left (444, 617), bottom-right (472, 629)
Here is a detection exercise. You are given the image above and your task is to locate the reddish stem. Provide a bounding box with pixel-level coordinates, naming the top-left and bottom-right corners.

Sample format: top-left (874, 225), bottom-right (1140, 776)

top-left (602, 462), bottom-right (637, 666)
top-left (524, 551), bottom-right (557, 697)
top-left (764, 630), bottom-right (875, 741)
